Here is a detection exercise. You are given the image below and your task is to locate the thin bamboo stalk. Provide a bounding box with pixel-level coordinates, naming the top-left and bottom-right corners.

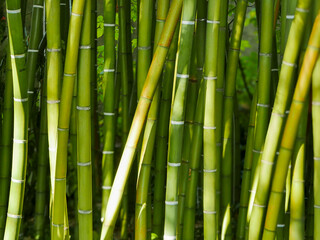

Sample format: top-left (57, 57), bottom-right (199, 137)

top-left (101, 0), bottom-right (116, 222)
top-left (248, 1), bottom-right (312, 237)
top-left (0, 49), bottom-right (13, 239)
top-left (3, 0), bottom-right (28, 237)
top-left (100, 0), bottom-right (183, 238)
top-left (221, 0), bottom-right (248, 238)
top-left (262, 12), bottom-right (320, 239)
top-left (51, 0), bottom-right (86, 238)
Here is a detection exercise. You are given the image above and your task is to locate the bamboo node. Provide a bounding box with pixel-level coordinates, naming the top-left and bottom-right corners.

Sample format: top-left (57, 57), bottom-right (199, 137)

top-left (7, 213), bottom-right (22, 219)
top-left (78, 209), bottom-right (92, 214)
top-left (64, 73), bottom-right (76, 77)
top-left (27, 90), bottom-right (34, 94)
top-left (204, 76), bottom-right (217, 80)
top-left (77, 161), bottom-right (91, 166)
top-left (271, 68), bottom-right (279, 72)
top-left (52, 223), bottom-right (64, 227)
top-left (272, 112), bottom-right (285, 118)
top-left (286, 15), bottom-right (294, 20)
top-left (165, 201), bottom-right (178, 206)
top-left (252, 149), bottom-right (262, 154)
top-left (261, 160), bottom-right (274, 165)
top-left (314, 157), bottom-right (320, 161)
top-left (76, 106), bottom-right (91, 111)
top-left (277, 224), bottom-right (285, 228)
top-left (203, 210), bottom-right (216, 214)
top-left (171, 120), bottom-right (184, 125)
top-left (253, 203), bottom-right (266, 208)
top-left (203, 169), bottom-right (217, 173)
top-left (6, 9), bottom-right (21, 14)
top-left (102, 186), bottom-right (112, 190)
top-left (55, 177), bottom-right (66, 181)
top-left (156, 19), bottom-right (166, 23)
top-left (282, 61), bottom-right (296, 68)
top-left (207, 20), bottom-right (220, 24)
top-left (163, 235), bottom-right (177, 240)
top-left (176, 73), bottom-right (189, 79)
top-left (203, 125), bottom-right (216, 130)
top-left (103, 23), bottom-right (116, 27)
top-left (13, 139), bottom-right (27, 144)
top-left (197, 18), bottom-right (206, 22)
top-left (11, 178), bottom-right (25, 183)
top-left (47, 48), bottom-right (61, 52)
top-left (314, 205), bottom-right (320, 209)
top-left (181, 20), bottom-right (195, 25)
top-left (259, 52), bottom-right (272, 57)
top-left (13, 97), bottom-right (28, 102)
top-left (103, 112), bottom-right (115, 116)
top-left (312, 101), bottom-right (320, 106)
top-left (102, 151), bottom-right (114, 155)
top-left (296, 7), bottom-right (309, 13)
top-left (79, 45), bottom-right (91, 49)
top-left (33, 5), bottom-right (44, 8)
top-left (57, 127), bottom-right (69, 132)
top-left (60, 3), bottom-right (67, 5)
top-left (71, 12), bottom-right (83, 17)
top-left (47, 99), bottom-right (60, 104)
top-left (28, 49), bottom-right (39, 53)
top-left (11, 53), bottom-right (25, 59)
top-left (138, 46), bottom-right (152, 50)
top-left (168, 162), bottom-right (181, 167)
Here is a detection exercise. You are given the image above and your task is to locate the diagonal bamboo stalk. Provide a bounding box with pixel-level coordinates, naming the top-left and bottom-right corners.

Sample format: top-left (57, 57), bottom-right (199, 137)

top-left (262, 12), bottom-right (320, 239)
top-left (100, 0), bottom-right (183, 238)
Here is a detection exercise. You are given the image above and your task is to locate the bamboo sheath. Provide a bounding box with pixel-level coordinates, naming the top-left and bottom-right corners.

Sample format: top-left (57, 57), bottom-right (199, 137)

top-left (3, 0), bottom-right (28, 238)
top-left (248, 1), bottom-right (312, 237)
top-left (100, 0), bottom-right (183, 238)
top-left (202, 0), bottom-right (220, 239)
top-left (77, 0), bottom-right (93, 239)
top-left (0, 49), bottom-right (13, 239)
top-left (221, 0), bottom-right (247, 238)
top-left (163, 0), bottom-right (197, 238)
top-left (247, 1), bottom-right (274, 239)
top-left (51, 0), bottom-right (86, 238)
top-left (101, 0), bottom-right (116, 222)
top-left (262, 12), bottom-right (320, 239)
top-left (152, 24), bottom-right (179, 238)
top-left (34, 76), bottom-right (49, 240)
top-left (313, 55), bottom-right (320, 240)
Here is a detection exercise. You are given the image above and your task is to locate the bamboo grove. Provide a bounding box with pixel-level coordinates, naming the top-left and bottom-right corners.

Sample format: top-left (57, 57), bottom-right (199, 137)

top-left (1, 0), bottom-right (320, 239)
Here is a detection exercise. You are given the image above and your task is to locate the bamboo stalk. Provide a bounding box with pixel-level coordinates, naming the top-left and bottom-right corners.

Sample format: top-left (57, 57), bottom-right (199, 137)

top-left (248, 1), bottom-right (312, 237)
top-left (100, 0), bottom-right (183, 238)
top-left (51, 0), bottom-right (86, 238)
top-left (3, 0), bottom-right (28, 237)
top-left (262, 12), bottom-right (320, 239)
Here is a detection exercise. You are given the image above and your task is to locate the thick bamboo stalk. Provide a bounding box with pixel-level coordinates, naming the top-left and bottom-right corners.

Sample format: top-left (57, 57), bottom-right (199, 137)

top-left (101, 0), bottom-right (116, 222)
top-left (262, 12), bottom-right (320, 239)
top-left (0, 49), bottom-right (13, 239)
top-left (163, 0), bottom-right (197, 237)
top-left (221, 0), bottom-right (247, 238)
top-left (3, 0), bottom-right (28, 238)
top-left (77, 0), bottom-right (93, 238)
top-left (100, 0), bottom-right (183, 238)
top-left (51, 0), bottom-right (86, 238)
top-left (248, 1), bottom-right (312, 238)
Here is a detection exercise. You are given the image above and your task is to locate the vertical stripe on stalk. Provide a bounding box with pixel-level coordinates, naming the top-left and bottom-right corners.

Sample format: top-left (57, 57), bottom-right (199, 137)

top-left (51, 0), bottom-right (86, 238)
top-left (100, 0), bottom-right (183, 238)
top-left (3, 0), bottom-right (28, 238)
top-left (248, 1), bottom-right (312, 238)
top-left (262, 14), bottom-right (320, 239)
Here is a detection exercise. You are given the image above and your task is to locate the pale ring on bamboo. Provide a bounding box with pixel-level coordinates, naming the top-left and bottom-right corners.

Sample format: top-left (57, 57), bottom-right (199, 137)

top-left (203, 169), bottom-right (217, 173)
top-left (204, 76), bottom-right (217, 80)
top-left (286, 15), bottom-right (294, 19)
top-left (7, 213), bottom-right (22, 219)
top-left (6, 8), bottom-right (21, 14)
top-left (13, 97), bottom-right (28, 102)
top-left (79, 45), bottom-right (91, 49)
top-left (165, 201), bottom-right (178, 206)
top-left (102, 186), bottom-right (112, 190)
top-left (76, 106), bottom-right (91, 111)
top-left (176, 73), bottom-right (189, 78)
top-left (206, 20), bottom-right (220, 24)
top-left (71, 12), bottom-right (83, 17)
top-left (28, 49), bottom-right (39, 53)
top-left (11, 53), bottom-right (25, 59)
top-left (77, 162), bottom-right (91, 166)
top-left (103, 23), bottom-right (116, 27)
top-left (167, 162), bottom-right (181, 167)
top-left (11, 178), bottom-right (25, 183)
top-left (163, 235), bottom-right (176, 240)
top-left (203, 210), bottom-right (216, 214)
top-left (171, 120), bottom-right (184, 125)
top-left (102, 151), bottom-right (114, 155)
top-left (181, 20), bottom-right (195, 25)
top-left (78, 209), bottom-right (92, 214)
top-left (295, 7), bottom-right (309, 13)
top-left (33, 5), bottom-right (43, 8)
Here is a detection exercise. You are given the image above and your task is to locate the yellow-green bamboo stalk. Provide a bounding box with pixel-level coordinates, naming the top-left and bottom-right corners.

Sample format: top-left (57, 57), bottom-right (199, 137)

top-left (262, 12), bottom-right (320, 239)
top-left (100, 0), bottom-right (183, 238)
top-left (51, 0), bottom-right (86, 238)
top-left (3, 0), bottom-right (28, 238)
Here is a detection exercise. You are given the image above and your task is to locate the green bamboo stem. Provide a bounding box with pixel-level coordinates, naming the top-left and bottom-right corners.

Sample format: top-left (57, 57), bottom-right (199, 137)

top-left (3, 0), bottom-right (28, 238)
top-left (216, 0), bottom-right (227, 232)
top-left (152, 24), bottom-right (179, 239)
top-left (45, 0), bottom-right (62, 219)
top-left (289, 97), bottom-right (308, 239)
top-left (312, 53), bottom-right (320, 240)
top-left (182, 76), bottom-right (205, 240)
top-left (34, 75), bottom-right (49, 240)
top-left (177, 38), bottom-right (199, 240)
top-left (163, 0), bottom-right (198, 237)
top-left (76, 0), bottom-right (93, 238)
top-left (202, 1), bottom-right (220, 239)
top-left (236, 88), bottom-right (258, 240)
top-left (0, 49), bottom-right (13, 239)
top-left (221, 0), bottom-right (247, 238)
top-left (248, 1), bottom-right (312, 238)
top-left (101, 0), bottom-right (116, 222)
top-left (262, 13), bottom-right (320, 239)
top-left (100, 0), bottom-right (183, 237)
top-left (51, 0), bottom-right (86, 238)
